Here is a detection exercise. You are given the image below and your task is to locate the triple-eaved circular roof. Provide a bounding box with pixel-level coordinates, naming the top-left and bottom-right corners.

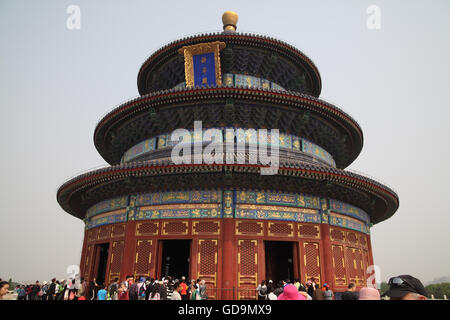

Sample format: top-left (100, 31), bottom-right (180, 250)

top-left (58, 31), bottom-right (399, 227)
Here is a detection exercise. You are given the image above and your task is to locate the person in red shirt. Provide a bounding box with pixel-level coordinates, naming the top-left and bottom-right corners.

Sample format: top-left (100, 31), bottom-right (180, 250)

top-left (180, 276), bottom-right (188, 300)
top-left (118, 282), bottom-right (129, 300)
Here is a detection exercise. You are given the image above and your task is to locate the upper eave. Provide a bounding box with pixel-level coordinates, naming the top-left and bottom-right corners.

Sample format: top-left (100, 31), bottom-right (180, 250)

top-left (137, 32), bottom-right (322, 97)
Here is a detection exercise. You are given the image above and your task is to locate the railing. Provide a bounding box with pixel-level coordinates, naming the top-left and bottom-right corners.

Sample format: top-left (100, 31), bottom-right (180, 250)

top-left (4, 291), bottom-right (18, 300)
top-left (203, 287), bottom-right (257, 300)
top-left (430, 294), bottom-right (448, 300)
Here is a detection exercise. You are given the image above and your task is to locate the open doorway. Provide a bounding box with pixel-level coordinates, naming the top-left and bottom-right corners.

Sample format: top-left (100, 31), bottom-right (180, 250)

top-left (160, 240), bottom-right (191, 279)
top-left (94, 243), bottom-right (110, 286)
top-left (264, 241), bottom-right (294, 284)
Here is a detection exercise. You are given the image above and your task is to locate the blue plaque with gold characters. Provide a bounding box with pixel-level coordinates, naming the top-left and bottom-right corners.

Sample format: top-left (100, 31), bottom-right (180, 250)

top-left (178, 41), bottom-right (226, 88)
top-left (193, 52), bottom-right (216, 87)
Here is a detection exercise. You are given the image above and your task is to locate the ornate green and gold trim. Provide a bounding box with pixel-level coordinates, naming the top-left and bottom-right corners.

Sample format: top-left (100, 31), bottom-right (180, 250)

top-left (83, 189), bottom-right (371, 234)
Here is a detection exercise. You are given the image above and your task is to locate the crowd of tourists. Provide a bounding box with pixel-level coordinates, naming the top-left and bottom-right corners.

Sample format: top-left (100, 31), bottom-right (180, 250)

top-left (0, 276), bottom-right (207, 301)
top-left (255, 275), bottom-right (428, 300)
top-left (0, 274), bottom-right (428, 300)
top-left (256, 278), bottom-right (367, 300)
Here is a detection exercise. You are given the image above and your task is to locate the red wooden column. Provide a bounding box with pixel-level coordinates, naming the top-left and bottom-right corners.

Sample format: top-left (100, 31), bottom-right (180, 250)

top-left (257, 239), bottom-right (265, 285)
top-left (120, 220), bottom-right (137, 281)
top-left (365, 233), bottom-right (376, 288)
top-left (92, 245), bottom-right (102, 282)
top-left (292, 241), bottom-right (300, 281)
top-left (320, 224), bottom-right (335, 291)
top-left (79, 229), bottom-right (88, 277)
top-left (221, 219), bottom-right (235, 299)
top-left (215, 223), bottom-right (224, 294)
top-left (190, 236), bottom-right (199, 281)
top-left (367, 234), bottom-right (375, 266)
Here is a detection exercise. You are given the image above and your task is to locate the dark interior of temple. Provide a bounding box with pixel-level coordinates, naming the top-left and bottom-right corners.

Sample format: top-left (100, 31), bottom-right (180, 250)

top-left (160, 240), bottom-right (191, 279)
top-left (264, 241), bottom-right (294, 284)
top-left (95, 243), bottom-right (110, 286)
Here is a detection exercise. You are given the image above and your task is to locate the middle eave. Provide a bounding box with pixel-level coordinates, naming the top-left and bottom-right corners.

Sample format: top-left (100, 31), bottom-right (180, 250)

top-left (93, 87), bottom-right (364, 168)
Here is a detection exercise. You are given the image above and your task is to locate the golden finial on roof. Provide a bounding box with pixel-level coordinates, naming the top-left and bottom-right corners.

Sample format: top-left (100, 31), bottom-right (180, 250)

top-left (222, 11), bottom-right (238, 33)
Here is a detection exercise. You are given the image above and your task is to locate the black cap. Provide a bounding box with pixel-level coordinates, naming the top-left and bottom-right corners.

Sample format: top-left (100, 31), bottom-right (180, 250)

top-left (383, 275), bottom-right (427, 298)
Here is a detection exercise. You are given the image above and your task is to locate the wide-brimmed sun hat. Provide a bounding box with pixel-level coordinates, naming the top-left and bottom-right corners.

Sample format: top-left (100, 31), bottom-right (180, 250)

top-left (277, 284), bottom-right (306, 300)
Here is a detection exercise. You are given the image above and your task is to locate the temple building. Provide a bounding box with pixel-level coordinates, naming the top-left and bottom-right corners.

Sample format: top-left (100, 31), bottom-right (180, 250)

top-left (57, 12), bottom-right (399, 299)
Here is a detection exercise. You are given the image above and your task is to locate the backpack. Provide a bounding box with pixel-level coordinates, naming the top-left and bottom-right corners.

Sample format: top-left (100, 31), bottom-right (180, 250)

top-left (129, 283), bottom-right (138, 300)
top-left (109, 283), bottom-right (118, 296)
top-left (139, 284), bottom-right (146, 297)
top-left (150, 292), bottom-right (160, 300)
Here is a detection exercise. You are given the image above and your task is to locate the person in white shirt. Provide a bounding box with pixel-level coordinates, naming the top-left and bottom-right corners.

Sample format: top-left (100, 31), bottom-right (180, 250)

top-left (171, 282), bottom-right (182, 300)
top-left (267, 291), bottom-right (278, 300)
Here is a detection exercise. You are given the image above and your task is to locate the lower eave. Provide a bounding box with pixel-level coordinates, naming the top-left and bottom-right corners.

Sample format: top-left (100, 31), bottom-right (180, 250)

top-left (57, 162), bottom-right (399, 225)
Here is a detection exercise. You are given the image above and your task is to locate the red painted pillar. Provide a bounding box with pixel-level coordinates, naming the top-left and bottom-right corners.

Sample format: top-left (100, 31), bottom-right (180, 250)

top-left (292, 241), bottom-right (300, 281)
top-left (367, 234), bottom-right (375, 266)
top-left (149, 238), bottom-right (157, 279)
top-left (120, 220), bottom-right (136, 281)
top-left (298, 240), bottom-right (306, 283)
top-left (221, 219), bottom-right (235, 299)
top-left (257, 239), bottom-right (265, 284)
top-left (156, 239), bottom-right (163, 280)
top-left (366, 233), bottom-right (376, 288)
top-left (216, 222), bottom-right (223, 295)
top-left (79, 229), bottom-right (88, 277)
top-left (92, 245), bottom-right (101, 282)
top-left (190, 236), bottom-right (198, 281)
top-left (320, 224), bottom-right (335, 292)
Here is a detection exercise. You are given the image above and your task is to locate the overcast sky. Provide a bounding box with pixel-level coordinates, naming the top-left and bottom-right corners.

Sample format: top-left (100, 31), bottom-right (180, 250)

top-left (1, 0), bottom-right (449, 284)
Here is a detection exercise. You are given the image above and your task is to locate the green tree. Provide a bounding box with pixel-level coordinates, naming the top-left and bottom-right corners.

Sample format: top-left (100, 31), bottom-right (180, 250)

top-left (380, 282), bottom-right (389, 294)
top-left (7, 278), bottom-right (20, 290)
top-left (425, 283), bottom-right (450, 299)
